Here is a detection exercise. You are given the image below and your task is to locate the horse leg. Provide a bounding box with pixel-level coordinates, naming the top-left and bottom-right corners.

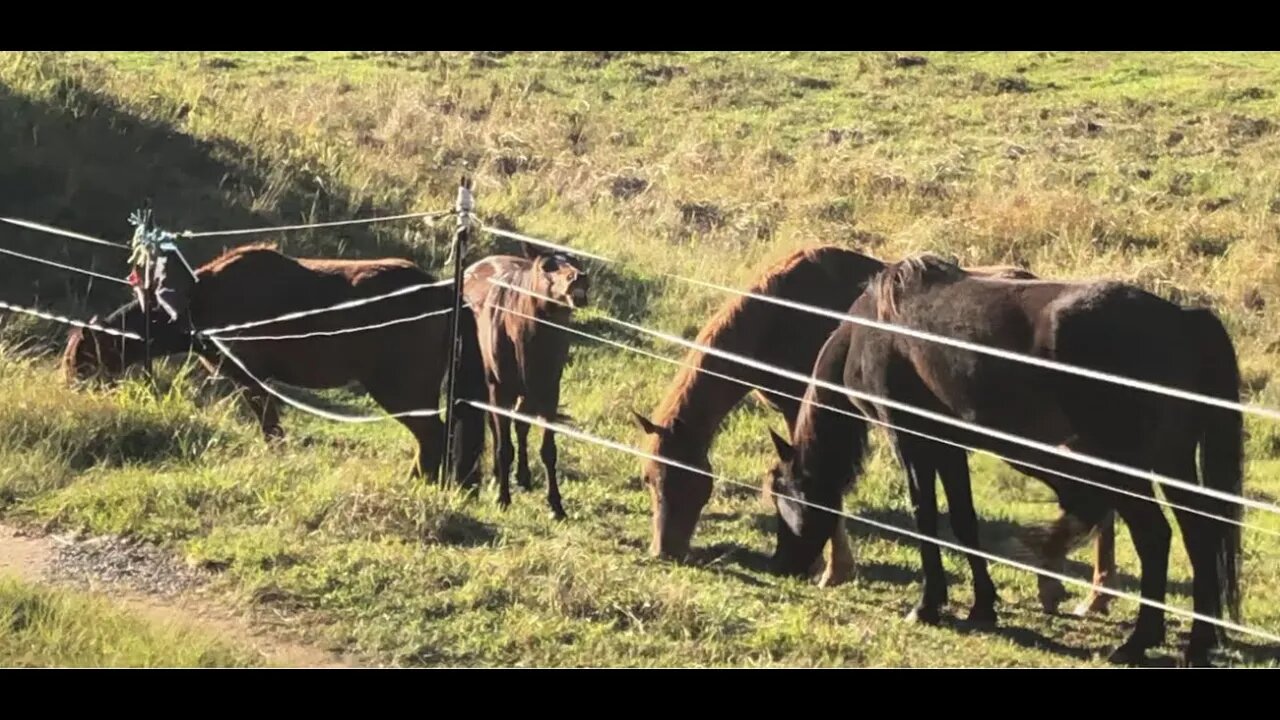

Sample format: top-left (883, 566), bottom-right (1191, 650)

top-left (398, 415), bottom-right (444, 483)
top-left (540, 428), bottom-right (567, 521)
top-left (818, 515), bottom-right (855, 588)
top-left (1004, 460), bottom-right (1098, 614)
top-left (1029, 510), bottom-right (1095, 614)
top-left (1106, 488), bottom-right (1171, 665)
top-left (493, 411), bottom-right (514, 510)
top-left (1162, 452), bottom-right (1227, 666)
top-left (202, 356), bottom-right (284, 442)
top-left (936, 446), bottom-right (997, 625)
top-left (896, 440), bottom-right (946, 624)
top-left (419, 416), bottom-right (446, 483)
top-left (514, 418), bottom-right (533, 491)
top-left (246, 389), bottom-right (284, 441)
top-left (1073, 510), bottom-right (1117, 616)
top-left (361, 375), bottom-right (445, 482)
top-left (481, 379), bottom-right (516, 508)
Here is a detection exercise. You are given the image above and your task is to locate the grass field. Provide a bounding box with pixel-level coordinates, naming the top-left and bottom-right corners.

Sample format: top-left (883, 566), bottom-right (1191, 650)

top-left (0, 576), bottom-right (259, 667)
top-left (2, 51), bottom-right (1280, 666)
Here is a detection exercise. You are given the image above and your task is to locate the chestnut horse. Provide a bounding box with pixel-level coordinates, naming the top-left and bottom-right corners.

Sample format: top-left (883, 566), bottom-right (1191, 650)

top-left (767, 253), bottom-right (1243, 665)
top-left (462, 245), bottom-right (590, 519)
top-left (632, 245), bottom-right (1116, 613)
top-left (62, 243), bottom-right (486, 484)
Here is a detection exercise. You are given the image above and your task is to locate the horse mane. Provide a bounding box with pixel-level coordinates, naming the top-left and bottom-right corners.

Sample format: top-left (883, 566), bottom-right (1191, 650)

top-left (650, 245), bottom-right (857, 431)
top-left (874, 253), bottom-right (966, 323)
top-left (494, 263), bottom-right (549, 319)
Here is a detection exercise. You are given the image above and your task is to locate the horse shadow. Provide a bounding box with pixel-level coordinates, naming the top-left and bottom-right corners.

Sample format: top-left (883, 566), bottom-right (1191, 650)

top-left (422, 510), bottom-right (499, 548)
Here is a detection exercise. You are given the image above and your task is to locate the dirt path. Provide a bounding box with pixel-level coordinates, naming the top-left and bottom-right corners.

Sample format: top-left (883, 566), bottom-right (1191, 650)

top-left (0, 523), bottom-right (356, 668)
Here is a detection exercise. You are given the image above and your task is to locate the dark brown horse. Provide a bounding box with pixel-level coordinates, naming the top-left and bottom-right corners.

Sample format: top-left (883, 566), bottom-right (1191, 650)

top-left (62, 243), bottom-right (487, 484)
top-left (767, 253), bottom-right (1244, 665)
top-left (631, 245), bottom-right (1118, 610)
top-left (462, 245), bottom-right (590, 519)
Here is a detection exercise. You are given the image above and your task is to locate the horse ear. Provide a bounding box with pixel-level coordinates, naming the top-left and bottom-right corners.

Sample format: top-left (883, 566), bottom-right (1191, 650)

top-left (631, 410), bottom-right (665, 437)
top-left (769, 429), bottom-right (795, 464)
top-left (519, 241), bottom-right (541, 260)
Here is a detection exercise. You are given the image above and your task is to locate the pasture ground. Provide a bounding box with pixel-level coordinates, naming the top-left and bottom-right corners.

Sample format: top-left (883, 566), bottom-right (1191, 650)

top-left (2, 51), bottom-right (1280, 667)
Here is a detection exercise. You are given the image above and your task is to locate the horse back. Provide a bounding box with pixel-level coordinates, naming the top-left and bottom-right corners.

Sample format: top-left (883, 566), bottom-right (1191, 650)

top-left (297, 255), bottom-right (426, 287)
top-left (864, 273), bottom-right (1199, 443)
top-left (462, 255), bottom-right (532, 306)
top-left (193, 247), bottom-right (440, 329)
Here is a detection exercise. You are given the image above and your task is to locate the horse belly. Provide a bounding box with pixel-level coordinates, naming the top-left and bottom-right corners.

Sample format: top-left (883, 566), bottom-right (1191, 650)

top-left (257, 339), bottom-right (366, 388)
top-left (908, 338), bottom-right (1077, 449)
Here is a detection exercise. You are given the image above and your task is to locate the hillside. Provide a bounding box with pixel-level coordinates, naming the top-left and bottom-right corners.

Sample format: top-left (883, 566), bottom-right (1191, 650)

top-left (1, 51), bottom-right (1279, 666)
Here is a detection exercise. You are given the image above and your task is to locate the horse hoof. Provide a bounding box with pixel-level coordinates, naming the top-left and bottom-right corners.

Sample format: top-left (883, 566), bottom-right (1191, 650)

top-left (551, 510), bottom-right (568, 522)
top-left (1038, 591), bottom-right (1069, 615)
top-left (906, 605), bottom-right (942, 626)
top-left (1073, 595), bottom-right (1112, 617)
top-left (965, 605), bottom-right (998, 628)
top-left (1181, 651), bottom-right (1214, 668)
top-left (497, 496), bottom-right (512, 511)
top-left (1107, 643), bottom-right (1149, 666)
top-left (818, 568), bottom-right (853, 589)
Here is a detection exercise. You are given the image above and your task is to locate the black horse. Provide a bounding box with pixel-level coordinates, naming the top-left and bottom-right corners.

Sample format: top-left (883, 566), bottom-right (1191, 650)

top-left (767, 253), bottom-right (1244, 666)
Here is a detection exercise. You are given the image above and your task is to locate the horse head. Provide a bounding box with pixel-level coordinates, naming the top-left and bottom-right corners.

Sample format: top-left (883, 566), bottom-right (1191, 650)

top-left (60, 299), bottom-right (189, 384)
top-left (518, 243), bottom-right (590, 309)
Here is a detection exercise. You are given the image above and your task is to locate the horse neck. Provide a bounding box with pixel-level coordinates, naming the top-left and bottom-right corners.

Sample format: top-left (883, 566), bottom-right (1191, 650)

top-left (796, 402), bottom-right (863, 491)
top-left (793, 360), bottom-right (867, 491)
top-left (654, 363), bottom-right (753, 460)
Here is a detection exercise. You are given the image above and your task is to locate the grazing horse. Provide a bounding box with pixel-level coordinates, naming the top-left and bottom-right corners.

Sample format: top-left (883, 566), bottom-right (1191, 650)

top-left (462, 244), bottom-right (590, 519)
top-left (767, 253), bottom-right (1244, 665)
top-left (61, 242), bottom-right (487, 484)
top-left (632, 245), bottom-right (1118, 610)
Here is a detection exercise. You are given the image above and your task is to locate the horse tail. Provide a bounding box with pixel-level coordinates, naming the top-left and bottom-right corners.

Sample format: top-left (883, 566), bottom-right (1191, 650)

top-left (448, 303), bottom-right (488, 490)
top-left (1186, 307), bottom-right (1244, 623)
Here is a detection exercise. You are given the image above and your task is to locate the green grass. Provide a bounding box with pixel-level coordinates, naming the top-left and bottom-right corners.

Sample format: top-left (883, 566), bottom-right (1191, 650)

top-left (1, 51), bottom-right (1280, 666)
top-left (0, 576), bottom-right (260, 667)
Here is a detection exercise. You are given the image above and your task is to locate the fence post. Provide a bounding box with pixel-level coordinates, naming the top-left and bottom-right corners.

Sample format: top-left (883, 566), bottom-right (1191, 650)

top-left (442, 176), bottom-right (473, 486)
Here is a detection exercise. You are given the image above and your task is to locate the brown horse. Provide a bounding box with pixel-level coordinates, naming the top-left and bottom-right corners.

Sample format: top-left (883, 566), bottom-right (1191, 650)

top-left (767, 253), bottom-right (1244, 665)
top-left (62, 243), bottom-right (486, 484)
top-left (632, 245), bottom-right (1118, 611)
top-left (462, 244), bottom-right (590, 519)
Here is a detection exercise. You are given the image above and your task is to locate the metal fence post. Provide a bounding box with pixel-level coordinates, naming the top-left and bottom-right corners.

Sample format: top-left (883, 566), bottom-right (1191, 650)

top-left (442, 176), bottom-right (473, 485)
